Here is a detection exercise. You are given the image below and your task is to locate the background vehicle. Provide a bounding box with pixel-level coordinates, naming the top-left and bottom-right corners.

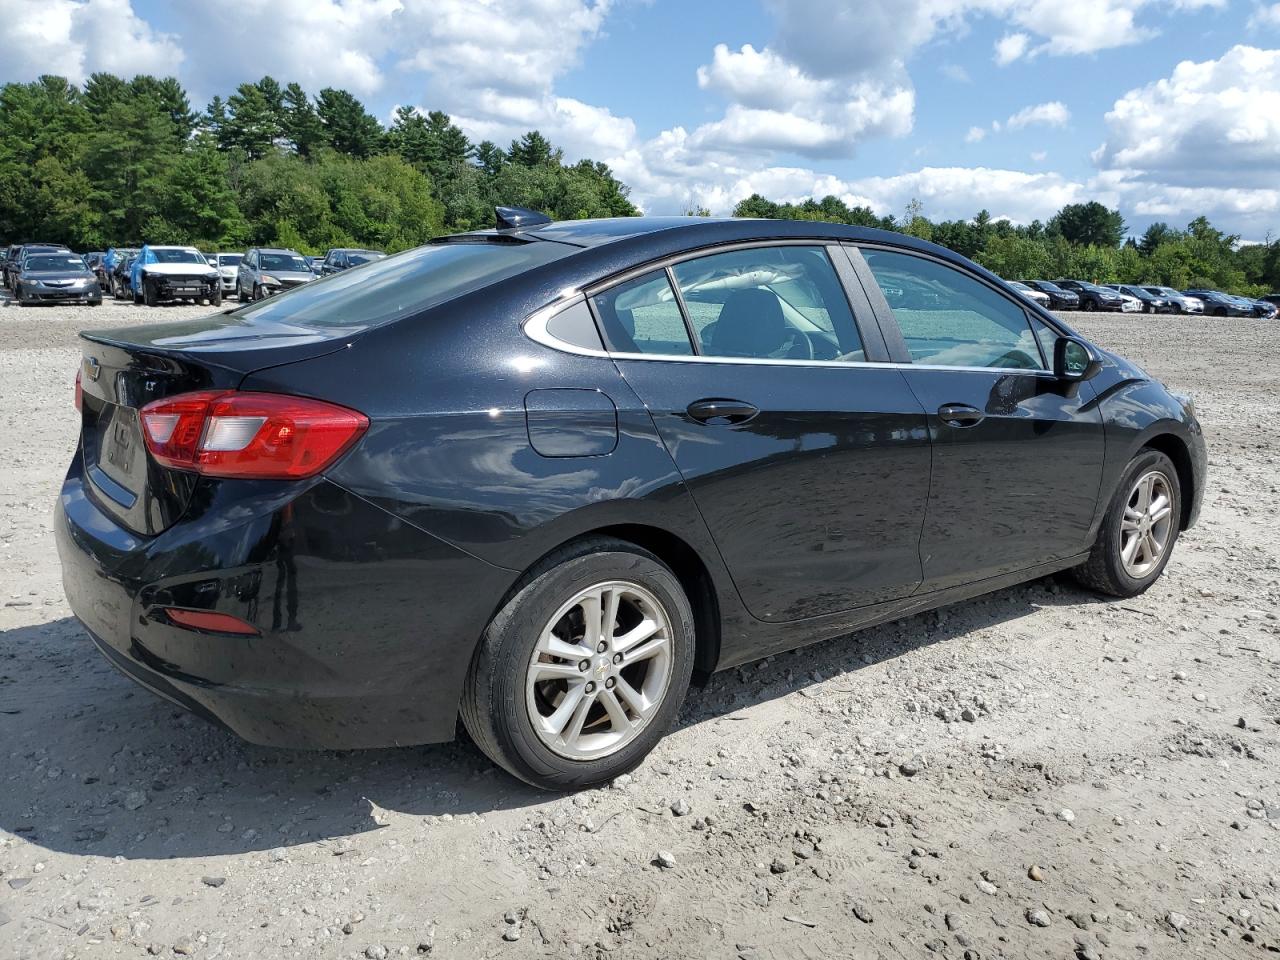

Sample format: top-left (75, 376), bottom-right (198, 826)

top-left (2, 244), bottom-right (19, 288)
top-left (1260, 293), bottom-right (1280, 309)
top-left (1006, 279), bottom-right (1050, 308)
top-left (131, 245), bottom-right (222, 306)
top-left (12, 251), bottom-right (102, 306)
top-left (1183, 289), bottom-right (1253, 317)
top-left (1247, 298), bottom-right (1278, 319)
top-left (1056, 279), bottom-right (1127, 312)
top-left (5, 243), bottom-right (69, 289)
top-left (1105, 284), bottom-right (1174, 313)
top-left (100, 247), bottom-right (138, 292)
top-left (56, 212), bottom-right (1205, 791)
top-left (320, 248), bottom-right (387, 275)
top-left (111, 255), bottom-right (138, 300)
top-left (211, 252), bottom-right (243, 294)
top-left (1143, 286), bottom-right (1203, 314)
top-left (236, 247), bottom-right (315, 301)
top-left (1017, 280), bottom-right (1079, 310)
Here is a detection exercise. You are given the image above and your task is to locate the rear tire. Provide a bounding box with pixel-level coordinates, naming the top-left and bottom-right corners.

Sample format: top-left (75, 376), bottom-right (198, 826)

top-left (1072, 449), bottom-right (1181, 598)
top-left (461, 538), bottom-right (695, 791)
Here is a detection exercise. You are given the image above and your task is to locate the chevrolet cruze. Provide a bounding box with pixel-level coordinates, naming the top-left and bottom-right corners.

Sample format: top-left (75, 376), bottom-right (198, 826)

top-left (57, 210), bottom-right (1205, 790)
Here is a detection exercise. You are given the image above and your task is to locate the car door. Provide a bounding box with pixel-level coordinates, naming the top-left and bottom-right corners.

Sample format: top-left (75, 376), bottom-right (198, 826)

top-left (856, 245), bottom-right (1106, 591)
top-left (590, 242), bottom-right (932, 623)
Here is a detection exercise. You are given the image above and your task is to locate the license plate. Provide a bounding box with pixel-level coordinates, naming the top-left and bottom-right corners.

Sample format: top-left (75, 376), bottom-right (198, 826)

top-left (98, 406), bottom-right (142, 490)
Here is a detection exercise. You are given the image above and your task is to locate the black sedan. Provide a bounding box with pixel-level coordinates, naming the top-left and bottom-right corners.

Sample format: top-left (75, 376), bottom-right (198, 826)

top-left (13, 251), bottom-right (103, 305)
top-left (1017, 279), bottom-right (1080, 310)
top-left (1106, 284), bottom-right (1175, 313)
top-left (56, 211), bottom-right (1206, 790)
top-left (1055, 279), bottom-right (1131, 312)
top-left (1183, 289), bottom-right (1254, 317)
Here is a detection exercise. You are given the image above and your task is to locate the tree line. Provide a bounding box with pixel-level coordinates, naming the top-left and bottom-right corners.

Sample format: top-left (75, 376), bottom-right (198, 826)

top-left (1, 72), bottom-right (1275, 295)
top-left (733, 194), bottom-right (1280, 297)
top-left (0, 74), bottom-right (637, 254)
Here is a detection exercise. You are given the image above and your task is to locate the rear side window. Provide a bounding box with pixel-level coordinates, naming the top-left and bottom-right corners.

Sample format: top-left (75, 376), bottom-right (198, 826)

top-left (592, 271), bottom-right (694, 355)
top-left (672, 246), bottom-right (862, 361)
top-left (234, 240), bottom-right (573, 330)
top-left (862, 248), bottom-right (1045, 370)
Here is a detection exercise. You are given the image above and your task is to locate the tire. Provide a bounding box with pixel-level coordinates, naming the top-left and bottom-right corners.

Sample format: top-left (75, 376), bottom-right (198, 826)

top-left (1072, 449), bottom-right (1181, 598)
top-left (143, 279), bottom-right (156, 307)
top-left (461, 537), bottom-right (695, 791)
top-left (88, 298), bottom-right (101, 307)
top-left (253, 284), bottom-right (263, 302)
top-left (211, 287), bottom-right (222, 307)
top-left (1213, 307), bottom-right (1227, 317)
top-left (237, 282), bottom-right (247, 303)
top-left (1080, 298), bottom-right (1094, 312)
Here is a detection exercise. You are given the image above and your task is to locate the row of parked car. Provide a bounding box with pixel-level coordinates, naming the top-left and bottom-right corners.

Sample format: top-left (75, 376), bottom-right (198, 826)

top-left (0, 242), bottom-right (385, 307)
top-left (1006, 278), bottom-right (1280, 318)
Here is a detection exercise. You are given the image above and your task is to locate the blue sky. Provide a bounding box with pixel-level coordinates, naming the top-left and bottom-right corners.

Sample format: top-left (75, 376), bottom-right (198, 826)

top-left (4, 0), bottom-right (1280, 238)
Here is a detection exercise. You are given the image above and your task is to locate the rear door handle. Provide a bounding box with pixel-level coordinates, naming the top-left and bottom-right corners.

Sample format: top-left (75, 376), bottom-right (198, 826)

top-left (687, 398), bottom-right (759, 424)
top-left (937, 403), bottom-right (985, 427)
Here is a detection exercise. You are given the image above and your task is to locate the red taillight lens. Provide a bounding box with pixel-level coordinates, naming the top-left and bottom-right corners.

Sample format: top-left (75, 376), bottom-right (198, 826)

top-left (74, 367), bottom-right (83, 412)
top-left (139, 391), bottom-right (368, 479)
top-left (165, 608), bottom-right (260, 636)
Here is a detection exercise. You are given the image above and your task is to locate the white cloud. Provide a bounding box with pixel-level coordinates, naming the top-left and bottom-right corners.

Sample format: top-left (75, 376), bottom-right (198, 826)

top-left (1095, 45), bottom-right (1280, 190)
top-left (965, 126), bottom-right (987, 143)
top-left (994, 32), bottom-right (1030, 65)
top-left (0, 0), bottom-right (182, 84)
top-left (1006, 100), bottom-right (1070, 129)
top-left (1030, 150), bottom-right (1048, 161)
top-left (940, 63), bottom-right (972, 83)
top-left (1251, 3), bottom-right (1280, 29)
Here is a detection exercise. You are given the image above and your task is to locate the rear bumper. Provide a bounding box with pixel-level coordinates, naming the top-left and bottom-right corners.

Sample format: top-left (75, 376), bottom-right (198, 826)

top-left (55, 457), bottom-right (519, 749)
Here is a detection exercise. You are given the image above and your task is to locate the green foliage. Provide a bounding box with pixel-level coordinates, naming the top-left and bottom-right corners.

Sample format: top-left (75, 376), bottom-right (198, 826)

top-left (0, 72), bottom-right (636, 254)
top-left (1048, 201), bottom-right (1126, 247)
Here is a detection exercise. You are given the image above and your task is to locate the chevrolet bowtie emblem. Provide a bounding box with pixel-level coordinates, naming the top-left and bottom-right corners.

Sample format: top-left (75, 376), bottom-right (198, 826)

top-left (83, 356), bottom-right (101, 381)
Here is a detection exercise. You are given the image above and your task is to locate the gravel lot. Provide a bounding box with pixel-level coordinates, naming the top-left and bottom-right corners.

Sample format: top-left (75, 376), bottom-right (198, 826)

top-left (1, 292), bottom-right (1278, 959)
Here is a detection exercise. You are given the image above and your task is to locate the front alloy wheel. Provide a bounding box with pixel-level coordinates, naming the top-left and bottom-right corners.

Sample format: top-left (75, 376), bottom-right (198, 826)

top-left (1118, 471), bottom-right (1174, 578)
top-left (526, 581), bottom-right (674, 761)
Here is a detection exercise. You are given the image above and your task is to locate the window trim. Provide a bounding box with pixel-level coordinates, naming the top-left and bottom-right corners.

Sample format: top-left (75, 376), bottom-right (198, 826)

top-left (852, 241), bottom-right (1060, 372)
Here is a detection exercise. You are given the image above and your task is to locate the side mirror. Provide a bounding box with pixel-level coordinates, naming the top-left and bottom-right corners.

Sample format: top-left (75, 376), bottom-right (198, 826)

top-left (1054, 336), bottom-right (1103, 383)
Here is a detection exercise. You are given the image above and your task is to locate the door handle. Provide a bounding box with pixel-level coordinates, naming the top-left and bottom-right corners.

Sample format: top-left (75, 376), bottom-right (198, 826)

top-left (937, 403), bottom-right (984, 427)
top-left (687, 398), bottom-right (759, 424)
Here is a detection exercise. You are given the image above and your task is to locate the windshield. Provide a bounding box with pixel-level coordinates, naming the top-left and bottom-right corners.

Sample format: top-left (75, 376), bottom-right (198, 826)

top-left (1035, 281), bottom-right (1064, 292)
top-left (232, 239), bottom-right (574, 330)
top-left (217, 254), bottom-right (243, 267)
top-left (27, 255), bottom-right (88, 271)
top-left (152, 248), bottom-right (206, 264)
top-left (260, 253), bottom-right (309, 272)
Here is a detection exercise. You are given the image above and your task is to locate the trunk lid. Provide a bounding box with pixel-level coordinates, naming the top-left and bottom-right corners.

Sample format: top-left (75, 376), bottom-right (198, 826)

top-left (78, 312), bottom-right (357, 536)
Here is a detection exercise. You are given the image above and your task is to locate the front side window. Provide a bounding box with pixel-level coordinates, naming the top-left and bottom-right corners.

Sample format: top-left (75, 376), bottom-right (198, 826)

top-left (671, 246), bottom-right (862, 361)
top-left (862, 248), bottom-right (1045, 370)
top-left (592, 271), bottom-right (693, 355)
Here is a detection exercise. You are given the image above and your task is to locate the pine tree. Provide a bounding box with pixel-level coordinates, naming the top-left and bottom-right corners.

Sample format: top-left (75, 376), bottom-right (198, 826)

top-left (315, 88), bottom-right (384, 157)
top-left (281, 83), bottom-right (323, 156)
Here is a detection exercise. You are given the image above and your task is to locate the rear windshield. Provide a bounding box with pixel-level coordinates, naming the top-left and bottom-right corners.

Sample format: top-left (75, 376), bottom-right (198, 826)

top-left (349, 252), bottom-right (384, 265)
top-left (231, 240), bottom-right (573, 329)
top-left (217, 254), bottom-right (243, 267)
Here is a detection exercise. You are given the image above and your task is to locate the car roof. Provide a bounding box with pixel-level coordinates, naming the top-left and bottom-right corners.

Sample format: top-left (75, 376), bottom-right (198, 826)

top-left (257, 247), bottom-right (303, 254)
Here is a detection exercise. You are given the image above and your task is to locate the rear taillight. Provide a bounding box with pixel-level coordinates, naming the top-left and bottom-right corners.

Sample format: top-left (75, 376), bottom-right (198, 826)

top-left (74, 367), bottom-right (82, 412)
top-left (139, 391), bottom-right (368, 479)
top-left (165, 608), bottom-right (260, 636)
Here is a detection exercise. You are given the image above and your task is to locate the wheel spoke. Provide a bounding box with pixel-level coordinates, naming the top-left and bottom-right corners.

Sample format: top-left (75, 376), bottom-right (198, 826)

top-left (539, 631), bottom-right (592, 662)
top-left (601, 588), bottom-right (621, 646)
top-left (1148, 497), bottom-right (1172, 525)
top-left (1137, 475), bottom-right (1153, 512)
top-left (543, 682), bottom-right (587, 736)
top-left (614, 617), bottom-right (661, 655)
top-left (1145, 532), bottom-right (1161, 562)
top-left (580, 592), bottom-right (602, 649)
top-left (622, 634), bottom-right (669, 665)
top-left (1121, 533), bottom-right (1141, 567)
top-left (613, 675), bottom-right (651, 718)
top-left (530, 660), bottom-right (585, 682)
top-left (598, 688), bottom-right (631, 730)
top-left (561, 689), bottom-right (596, 747)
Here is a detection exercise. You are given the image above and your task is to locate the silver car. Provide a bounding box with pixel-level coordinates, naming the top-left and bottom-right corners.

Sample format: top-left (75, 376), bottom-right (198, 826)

top-left (236, 248), bottom-right (316, 302)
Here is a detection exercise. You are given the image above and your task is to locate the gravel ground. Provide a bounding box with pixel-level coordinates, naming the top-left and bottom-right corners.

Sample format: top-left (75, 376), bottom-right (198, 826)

top-left (1, 293), bottom-right (1278, 960)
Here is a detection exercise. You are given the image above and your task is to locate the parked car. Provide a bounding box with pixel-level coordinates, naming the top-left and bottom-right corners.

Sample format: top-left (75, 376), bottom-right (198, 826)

top-left (100, 247), bottom-right (139, 292)
top-left (1055, 280), bottom-right (1129, 312)
top-left (1182, 289), bottom-right (1253, 317)
top-left (1006, 280), bottom-right (1050, 308)
top-left (111, 255), bottom-right (138, 300)
top-left (131, 245), bottom-right (222, 306)
top-left (55, 209), bottom-right (1206, 790)
top-left (12, 250), bottom-right (102, 306)
top-left (1142, 286), bottom-right (1203, 314)
top-left (1104, 284), bottom-right (1175, 313)
top-left (1259, 293), bottom-right (1280, 309)
top-left (211, 253), bottom-right (243, 294)
top-left (320, 248), bottom-right (387, 276)
top-left (1247, 298), bottom-right (1278, 319)
top-left (5, 243), bottom-right (70, 290)
top-left (85, 251), bottom-right (106, 274)
top-left (1017, 280), bottom-right (1080, 310)
top-left (236, 247), bottom-right (315, 301)
top-left (2, 244), bottom-right (19, 288)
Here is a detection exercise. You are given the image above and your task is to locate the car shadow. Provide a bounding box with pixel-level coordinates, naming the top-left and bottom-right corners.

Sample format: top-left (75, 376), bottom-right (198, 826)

top-left (0, 574), bottom-right (1099, 861)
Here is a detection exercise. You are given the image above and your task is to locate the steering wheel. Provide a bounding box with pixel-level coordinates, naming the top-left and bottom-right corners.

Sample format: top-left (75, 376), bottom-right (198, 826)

top-left (775, 327), bottom-right (815, 360)
top-left (991, 349), bottom-right (1038, 369)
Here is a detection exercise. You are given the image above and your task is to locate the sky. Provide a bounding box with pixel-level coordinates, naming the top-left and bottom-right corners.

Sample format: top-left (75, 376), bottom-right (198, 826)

top-left (2, 0), bottom-right (1279, 239)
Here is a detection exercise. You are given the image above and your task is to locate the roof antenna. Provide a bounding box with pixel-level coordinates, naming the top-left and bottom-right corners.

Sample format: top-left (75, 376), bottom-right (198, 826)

top-left (495, 206), bottom-right (552, 230)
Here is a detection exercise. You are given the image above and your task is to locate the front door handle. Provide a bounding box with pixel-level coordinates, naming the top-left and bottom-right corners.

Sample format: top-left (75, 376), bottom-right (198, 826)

top-left (687, 398), bottom-right (759, 424)
top-left (937, 403), bottom-right (985, 427)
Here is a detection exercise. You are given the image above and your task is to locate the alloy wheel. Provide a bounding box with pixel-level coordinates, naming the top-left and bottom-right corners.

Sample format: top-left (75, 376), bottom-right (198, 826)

top-left (1120, 470), bottom-right (1174, 578)
top-left (525, 580), bottom-right (674, 761)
